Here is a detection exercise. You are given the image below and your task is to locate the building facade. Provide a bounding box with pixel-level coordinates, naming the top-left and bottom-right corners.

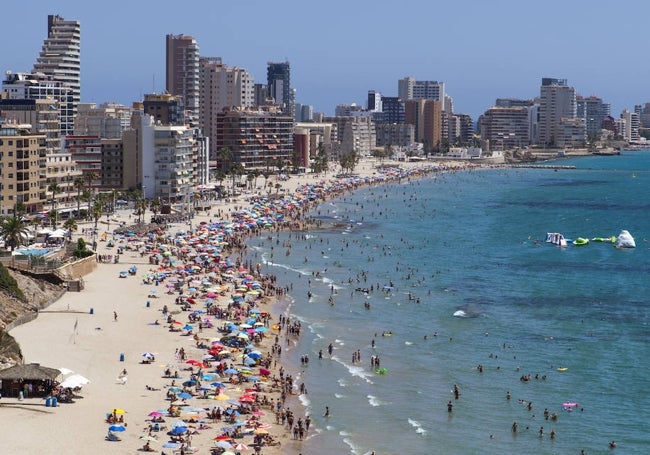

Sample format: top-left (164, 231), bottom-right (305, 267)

top-left (479, 107), bottom-right (529, 150)
top-left (199, 57), bottom-right (255, 158)
top-left (538, 78), bottom-right (581, 147)
top-left (0, 123), bottom-right (48, 215)
top-left (32, 15), bottom-right (80, 136)
top-left (166, 34), bottom-right (200, 121)
top-left (215, 107), bottom-right (294, 170)
top-left (576, 96), bottom-right (610, 139)
top-left (267, 62), bottom-right (292, 115)
top-left (74, 102), bottom-right (132, 138)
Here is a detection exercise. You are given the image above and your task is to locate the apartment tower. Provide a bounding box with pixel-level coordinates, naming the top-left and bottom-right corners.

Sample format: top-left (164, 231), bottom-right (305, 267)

top-left (32, 14), bottom-right (81, 136)
top-left (267, 61), bottom-right (292, 116)
top-left (166, 34), bottom-right (200, 121)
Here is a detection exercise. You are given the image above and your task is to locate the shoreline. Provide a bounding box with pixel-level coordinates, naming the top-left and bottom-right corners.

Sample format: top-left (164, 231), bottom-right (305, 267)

top-left (1, 158), bottom-right (481, 455)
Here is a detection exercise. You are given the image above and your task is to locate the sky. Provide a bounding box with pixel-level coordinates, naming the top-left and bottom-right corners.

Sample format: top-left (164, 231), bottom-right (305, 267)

top-left (2, 0), bottom-right (650, 120)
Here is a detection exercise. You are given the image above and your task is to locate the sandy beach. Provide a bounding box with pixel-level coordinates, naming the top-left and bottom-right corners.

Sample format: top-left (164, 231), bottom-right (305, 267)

top-left (1, 157), bottom-right (473, 454)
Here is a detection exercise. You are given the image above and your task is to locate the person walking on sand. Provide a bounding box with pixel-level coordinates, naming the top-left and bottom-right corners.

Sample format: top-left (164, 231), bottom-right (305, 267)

top-left (324, 406), bottom-right (330, 417)
top-left (114, 311), bottom-right (118, 321)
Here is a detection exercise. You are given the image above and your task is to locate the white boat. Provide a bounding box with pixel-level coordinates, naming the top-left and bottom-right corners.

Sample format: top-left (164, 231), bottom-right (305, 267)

top-left (546, 232), bottom-right (567, 247)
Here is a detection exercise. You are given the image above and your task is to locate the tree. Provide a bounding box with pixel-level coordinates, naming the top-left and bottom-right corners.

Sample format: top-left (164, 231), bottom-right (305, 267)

top-left (218, 147), bottom-right (233, 173)
top-left (63, 218), bottom-right (78, 232)
top-left (13, 201), bottom-right (26, 219)
top-left (92, 201), bottom-right (103, 232)
top-left (0, 216), bottom-right (29, 251)
top-left (215, 170), bottom-right (227, 199)
top-left (229, 163), bottom-right (245, 197)
top-left (339, 149), bottom-right (359, 175)
top-left (84, 171), bottom-right (98, 220)
top-left (311, 142), bottom-right (329, 175)
top-left (47, 182), bottom-right (61, 228)
top-left (73, 177), bottom-right (85, 218)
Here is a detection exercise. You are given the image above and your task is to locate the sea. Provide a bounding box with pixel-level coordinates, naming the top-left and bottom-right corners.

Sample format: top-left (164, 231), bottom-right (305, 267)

top-left (247, 151), bottom-right (650, 455)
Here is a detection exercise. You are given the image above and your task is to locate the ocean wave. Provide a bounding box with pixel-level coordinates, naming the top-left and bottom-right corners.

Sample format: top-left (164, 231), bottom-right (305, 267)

top-left (404, 341), bottom-right (413, 345)
top-left (337, 379), bottom-right (347, 388)
top-left (342, 436), bottom-right (362, 455)
top-left (320, 276), bottom-right (343, 290)
top-left (298, 394), bottom-right (311, 406)
top-left (332, 356), bottom-right (374, 384)
top-left (334, 393), bottom-right (346, 398)
top-left (264, 259), bottom-right (311, 276)
top-left (367, 394), bottom-right (385, 406)
top-left (408, 418), bottom-right (427, 435)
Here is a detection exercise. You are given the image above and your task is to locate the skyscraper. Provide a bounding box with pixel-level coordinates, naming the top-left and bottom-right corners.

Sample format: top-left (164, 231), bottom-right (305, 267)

top-left (538, 78), bottom-right (578, 146)
top-left (398, 77), bottom-right (445, 103)
top-left (267, 61), bottom-right (292, 115)
top-left (198, 57), bottom-right (255, 158)
top-left (166, 34), bottom-right (200, 120)
top-left (32, 14), bottom-right (81, 136)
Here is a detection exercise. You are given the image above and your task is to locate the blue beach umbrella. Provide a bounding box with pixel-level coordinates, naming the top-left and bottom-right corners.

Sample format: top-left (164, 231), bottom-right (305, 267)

top-left (177, 392), bottom-right (193, 400)
top-left (224, 368), bottom-right (239, 375)
top-left (108, 425), bottom-right (126, 432)
top-left (170, 427), bottom-right (188, 435)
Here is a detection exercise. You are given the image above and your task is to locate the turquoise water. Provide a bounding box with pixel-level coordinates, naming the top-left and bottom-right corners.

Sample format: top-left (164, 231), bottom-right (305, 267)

top-left (250, 151), bottom-right (650, 454)
top-left (15, 248), bottom-right (51, 257)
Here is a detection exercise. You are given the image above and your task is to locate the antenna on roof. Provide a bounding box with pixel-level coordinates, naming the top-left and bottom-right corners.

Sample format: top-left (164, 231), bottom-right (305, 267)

top-left (152, 73), bottom-right (156, 94)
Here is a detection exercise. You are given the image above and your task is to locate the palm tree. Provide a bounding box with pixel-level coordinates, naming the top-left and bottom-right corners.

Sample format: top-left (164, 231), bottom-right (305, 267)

top-left (0, 216), bottom-right (29, 251)
top-left (229, 163), bottom-right (245, 197)
top-left (13, 201), bottom-right (26, 220)
top-left (84, 171), bottom-right (98, 220)
top-left (73, 177), bottom-right (85, 218)
top-left (92, 201), bottom-right (103, 232)
top-left (47, 182), bottom-right (61, 228)
top-left (63, 218), bottom-right (78, 232)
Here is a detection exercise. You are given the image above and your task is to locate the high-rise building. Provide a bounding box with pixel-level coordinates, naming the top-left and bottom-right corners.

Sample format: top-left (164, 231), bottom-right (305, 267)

top-left (621, 109), bottom-right (640, 142)
top-left (0, 123), bottom-right (48, 215)
top-left (216, 107), bottom-right (294, 170)
top-left (404, 99), bottom-right (442, 151)
top-left (32, 15), bottom-right (80, 136)
top-left (398, 77), bottom-right (445, 103)
top-left (267, 61), bottom-right (292, 115)
top-left (576, 96), bottom-right (610, 138)
top-left (166, 34), bottom-right (200, 121)
top-left (479, 107), bottom-right (529, 149)
top-left (143, 93), bottom-right (185, 126)
top-left (381, 97), bottom-right (404, 125)
top-left (538, 78), bottom-right (580, 147)
top-left (199, 57), bottom-right (254, 158)
top-left (367, 90), bottom-right (382, 112)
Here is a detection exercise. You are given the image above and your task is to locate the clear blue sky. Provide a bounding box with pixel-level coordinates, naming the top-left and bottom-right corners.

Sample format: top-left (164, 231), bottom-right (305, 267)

top-left (2, 0), bottom-right (649, 120)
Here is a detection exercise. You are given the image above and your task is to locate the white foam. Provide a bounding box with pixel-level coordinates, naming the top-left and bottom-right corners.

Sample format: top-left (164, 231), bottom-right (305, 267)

top-left (298, 394), bottom-right (311, 406)
top-left (404, 341), bottom-right (413, 345)
top-left (332, 356), bottom-right (374, 384)
top-left (408, 418), bottom-right (427, 435)
top-left (334, 393), bottom-right (346, 398)
top-left (367, 394), bottom-right (384, 406)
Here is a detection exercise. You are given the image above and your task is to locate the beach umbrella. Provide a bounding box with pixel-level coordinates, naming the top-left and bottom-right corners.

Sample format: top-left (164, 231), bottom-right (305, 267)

top-left (224, 368), bottom-right (239, 375)
top-left (58, 367), bottom-right (74, 375)
top-left (233, 443), bottom-right (248, 451)
top-left (170, 427), bottom-right (188, 435)
top-left (177, 392), bottom-right (193, 400)
top-left (183, 324), bottom-right (194, 331)
top-left (171, 420), bottom-right (188, 428)
top-left (140, 435), bottom-right (158, 442)
top-left (142, 352), bottom-right (156, 358)
top-left (108, 425), bottom-right (126, 432)
top-left (214, 435), bottom-right (232, 441)
top-left (214, 440), bottom-right (233, 449)
top-left (111, 408), bottom-right (126, 415)
top-left (148, 411), bottom-right (164, 417)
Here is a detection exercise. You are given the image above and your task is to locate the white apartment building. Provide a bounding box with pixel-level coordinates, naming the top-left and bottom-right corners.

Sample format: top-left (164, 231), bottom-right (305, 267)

top-left (33, 15), bottom-right (81, 136)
